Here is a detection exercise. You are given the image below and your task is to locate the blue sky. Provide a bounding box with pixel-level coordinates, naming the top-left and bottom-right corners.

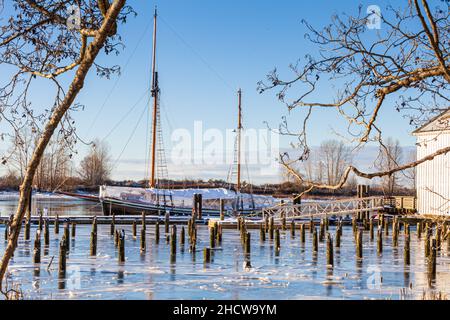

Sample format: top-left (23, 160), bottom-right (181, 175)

top-left (0, 0), bottom-right (420, 184)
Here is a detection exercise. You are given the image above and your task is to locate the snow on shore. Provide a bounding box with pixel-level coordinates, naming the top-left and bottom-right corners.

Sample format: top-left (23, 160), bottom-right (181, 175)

top-left (0, 191), bottom-right (73, 201)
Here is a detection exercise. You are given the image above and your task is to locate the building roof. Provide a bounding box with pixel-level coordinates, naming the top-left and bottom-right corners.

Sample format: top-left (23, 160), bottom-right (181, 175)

top-left (412, 108), bottom-right (450, 135)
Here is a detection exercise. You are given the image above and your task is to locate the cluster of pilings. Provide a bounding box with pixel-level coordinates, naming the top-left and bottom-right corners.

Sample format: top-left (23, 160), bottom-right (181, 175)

top-left (3, 206), bottom-right (450, 291)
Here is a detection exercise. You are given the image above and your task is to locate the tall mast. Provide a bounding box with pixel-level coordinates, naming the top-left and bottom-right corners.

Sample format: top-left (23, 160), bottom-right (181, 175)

top-left (150, 7), bottom-right (158, 188)
top-left (237, 89), bottom-right (242, 193)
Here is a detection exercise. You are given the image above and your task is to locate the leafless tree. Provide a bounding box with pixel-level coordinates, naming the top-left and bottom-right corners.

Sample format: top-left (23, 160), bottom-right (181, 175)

top-left (375, 137), bottom-right (403, 196)
top-left (0, 0), bottom-right (133, 291)
top-left (258, 0), bottom-right (450, 192)
top-left (78, 139), bottom-right (111, 186)
top-left (318, 140), bottom-right (352, 186)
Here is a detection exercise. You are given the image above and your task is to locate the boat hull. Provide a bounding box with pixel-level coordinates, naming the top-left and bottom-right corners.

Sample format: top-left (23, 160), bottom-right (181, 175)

top-left (100, 197), bottom-right (257, 217)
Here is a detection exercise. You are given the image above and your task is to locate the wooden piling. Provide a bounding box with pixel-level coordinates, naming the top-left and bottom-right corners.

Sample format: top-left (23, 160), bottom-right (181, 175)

top-left (260, 223), bottom-right (265, 242)
top-left (216, 224), bottom-right (222, 245)
top-left (309, 218), bottom-right (314, 233)
top-left (170, 227), bottom-right (176, 257)
top-left (312, 227), bottom-right (318, 253)
top-left (281, 215), bottom-right (286, 231)
top-left (155, 221), bottom-right (160, 244)
top-left (425, 229), bottom-right (431, 257)
top-left (384, 218), bottom-right (389, 236)
top-left (71, 222), bottom-right (76, 238)
top-left (335, 226), bottom-right (341, 248)
top-left (377, 227), bottom-right (383, 255)
top-left (417, 222), bottom-right (422, 239)
top-left (319, 219), bottom-right (325, 242)
top-left (58, 237), bottom-right (67, 276)
top-left (269, 217), bottom-right (274, 240)
top-left (393, 221), bottom-right (399, 247)
top-left (140, 228), bottom-right (146, 252)
top-left (203, 247), bottom-right (211, 263)
top-left (245, 232), bottom-right (251, 255)
top-left (180, 226), bottom-right (185, 245)
top-left (25, 218), bottom-right (30, 240)
top-left (404, 233), bottom-right (410, 266)
top-left (356, 230), bottom-right (363, 259)
top-left (90, 230), bottom-right (97, 256)
top-left (4, 222), bottom-right (8, 241)
top-left (300, 223), bottom-right (305, 244)
top-left (54, 215), bottom-right (59, 234)
top-left (275, 228), bottom-right (280, 253)
top-left (219, 199), bottom-right (225, 221)
top-left (326, 233), bottom-right (333, 266)
top-left (118, 230), bottom-right (125, 263)
top-left (141, 212), bottom-right (145, 231)
top-left (109, 213), bottom-right (116, 236)
top-left (114, 229), bottom-right (119, 248)
top-left (64, 223), bottom-right (70, 251)
top-left (33, 230), bottom-right (41, 263)
top-left (165, 212), bottom-right (170, 234)
top-left (428, 238), bottom-right (436, 280)
top-left (290, 220), bottom-right (295, 238)
top-left (44, 219), bottom-right (49, 246)
top-left (132, 220), bottom-right (137, 238)
top-left (369, 218), bottom-right (374, 241)
top-left (436, 226), bottom-right (441, 251)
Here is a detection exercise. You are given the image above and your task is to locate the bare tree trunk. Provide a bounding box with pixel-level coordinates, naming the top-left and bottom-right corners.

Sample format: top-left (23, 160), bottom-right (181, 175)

top-left (0, 0), bottom-right (126, 291)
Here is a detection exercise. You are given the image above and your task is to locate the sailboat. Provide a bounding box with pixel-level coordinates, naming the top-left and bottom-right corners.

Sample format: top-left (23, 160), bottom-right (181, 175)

top-left (99, 8), bottom-right (280, 216)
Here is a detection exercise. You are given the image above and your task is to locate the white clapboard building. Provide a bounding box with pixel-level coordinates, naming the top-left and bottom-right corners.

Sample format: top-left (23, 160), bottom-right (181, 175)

top-left (413, 108), bottom-right (450, 215)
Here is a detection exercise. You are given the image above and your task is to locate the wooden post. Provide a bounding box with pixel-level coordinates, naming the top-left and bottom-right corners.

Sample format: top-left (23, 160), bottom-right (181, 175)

top-left (180, 226), bottom-right (185, 246)
top-left (319, 219), bottom-right (325, 242)
top-left (275, 228), bottom-right (280, 253)
top-left (326, 233), bottom-right (333, 266)
top-left (264, 215), bottom-right (269, 233)
top-left (132, 220), bottom-right (137, 238)
top-left (404, 232), bottom-right (410, 265)
top-left (290, 220), bottom-right (295, 238)
top-left (109, 214), bottom-right (115, 236)
top-left (281, 214), bottom-right (286, 231)
top-left (219, 198), bottom-right (225, 221)
top-left (369, 218), bottom-right (374, 241)
top-left (352, 216), bottom-right (357, 234)
top-left (356, 230), bottom-right (363, 259)
top-left (44, 219), bottom-right (49, 246)
top-left (140, 228), bottom-right (146, 252)
top-left (114, 229), bottom-right (119, 247)
top-left (25, 218), bottom-right (30, 240)
top-left (269, 217), bottom-right (274, 240)
top-left (203, 247), bottom-right (211, 263)
top-left (64, 223), bottom-right (70, 251)
top-left (425, 229), bottom-right (431, 257)
top-left (417, 222), bottom-right (422, 239)
top-left (118, 230), bottom-right (125, 263)
top-left (71, 222), bottom-right (76, 238)
top-left (165, 211), bottom-right (170, 234)
top-left (206, 226), bottom-right (214, 249)
top-left (428, 238), bottom-right (436, 280)
top-left (92, 216), bottom-right (97, 234)
top-left (197, 194), bottom-right (203, 219)
top-left (309, 218), bottom-right (314, 233)
top-left (436, 226), bottom-right (441, 251)
top-left (377, 227), bottom-right (383, 255)
top-left (312, 227), bottom-right (318, 253)
top-left (54, 214), bottom-right (59, 234)
top-left (335, 226), bottom-right (341, 248)
top-left (58, 237), bottom-right (67, 276)
top-left (33, 230), bottom-right (41, 263)
top-left (260, 223), bottom-right (265, 242)
top-left (300, 223), bottom-right (305, 244)
top-left (393, 221), bottom-right (398, 247)
top-left (384, 217), bottom-right (389, 236)
top-left (217, 224), bottom-right (222, 245)
top-left (245, 232), bottom-right (251, 255)
top-left (90, 230), bottom-right (97, 256)
top-left (141, 212), bottom-right (145, 231)
top-left (38, 212), bottom-right (43, 231)
top-left (170, 226), bottom-right (176, 257)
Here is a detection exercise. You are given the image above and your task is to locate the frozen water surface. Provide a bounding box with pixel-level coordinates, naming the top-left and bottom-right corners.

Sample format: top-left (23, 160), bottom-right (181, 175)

top-left (1, 197), bottom-right (450, 300)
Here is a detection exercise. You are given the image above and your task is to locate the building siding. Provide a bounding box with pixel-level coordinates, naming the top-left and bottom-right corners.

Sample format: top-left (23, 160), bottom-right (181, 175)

top-left (416, 131), bottom-right (450, 215)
